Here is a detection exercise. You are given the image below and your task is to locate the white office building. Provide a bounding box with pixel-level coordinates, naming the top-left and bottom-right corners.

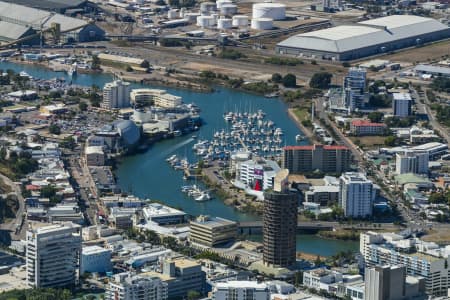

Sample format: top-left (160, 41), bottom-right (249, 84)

top-left (360, 231), bottom-right (450, 297)
top-left (106, 273), bottom-right (168, 300)
top-left (344, 67), bottom-right (366, 112)
top-left (339, 172), bottom-right (374, 218)
top-left (395, 151), bottom-right (429, 174)
top-left (102, 80), bottom-right (131, 110)
top-left (142, 203), bottom-right (187, 225)
top-left (26, 222), bottom-right (82, 288)
top-left (235, 158), bottom-right (281, 192)
top-left (212, 281), bottom-right (270, 300)
top-left (392, 93), bottom-right (412, 118)
top-left (130, 89), bottom-right (182, 108)
top-left (81, 245), bottom-right (112, 274)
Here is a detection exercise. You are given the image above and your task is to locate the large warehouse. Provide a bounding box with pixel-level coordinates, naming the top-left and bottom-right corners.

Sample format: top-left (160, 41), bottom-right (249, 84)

top-left (276, 15), bottom-right (450, 61)
top-left (0, 0), bottom-right (92, 14)
top-left (0, 1), bottom-right (104, 44)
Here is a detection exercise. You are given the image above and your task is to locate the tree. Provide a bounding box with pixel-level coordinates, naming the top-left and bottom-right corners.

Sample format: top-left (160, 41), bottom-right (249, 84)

top-left (187, 290), bottom-right (201, 300)
top-left (91, 54), bottom-right (101, 70)
top-left (271, 73), bottom-right (282, 83)
top-left (369, 94), bottom-right (391, 107)
top-left (78, 101), bottom-right (88, 111)
top-left (309, 72), bottom-right (332, 89)
top-left (282, 73), bottom-right (297, 88)
top-left (384, 135), bottom-right (396, 146)
top-left (368, 111), bottom-right (384, 123)
top-left (48, 124), bottom-right (61, 135)
top-left (126, 65), bottom-right (133, 72)
top-left (59, 136), bottom-right (76, 150)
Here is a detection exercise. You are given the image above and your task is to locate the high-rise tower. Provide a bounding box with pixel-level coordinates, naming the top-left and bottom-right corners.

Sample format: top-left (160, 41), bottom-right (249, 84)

top-left (262, 169), bottom-right (297, 268)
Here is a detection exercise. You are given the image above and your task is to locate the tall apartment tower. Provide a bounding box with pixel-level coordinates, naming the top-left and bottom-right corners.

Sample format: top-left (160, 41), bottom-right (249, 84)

top-left (263, 170), bottom-right (297, 268)
top-left (365, 265), bottom-right (406, 300)
top-left (343, 67), bottom-right (366, 112)
top-left (102, 80), bottom-right (131, 110)
top-left (339, 172), bottom-right (374, 218)
top-left (26, 222), bottom-right (82, 288)
top-left (392, 93), bottom-right (412, 117)
top-left (395, 151), bottom-right (429, 174)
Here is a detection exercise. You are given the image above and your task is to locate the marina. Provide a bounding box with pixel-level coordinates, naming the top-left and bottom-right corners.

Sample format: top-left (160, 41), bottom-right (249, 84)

top-left (0, 61), bottom-right (360, 256)
top-left (190, 109), bottom-right (289, 161)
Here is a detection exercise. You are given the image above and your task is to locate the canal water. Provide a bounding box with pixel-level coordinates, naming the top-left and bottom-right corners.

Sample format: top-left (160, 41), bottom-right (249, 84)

top-left (0, 61), bottom-right (359, 255)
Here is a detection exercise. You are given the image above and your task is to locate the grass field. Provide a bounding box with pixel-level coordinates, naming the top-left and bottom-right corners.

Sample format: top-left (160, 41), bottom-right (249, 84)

top-left (349, 136), bottom-right (386, 149)
top-left (293, 107), bottom-right (311, 122)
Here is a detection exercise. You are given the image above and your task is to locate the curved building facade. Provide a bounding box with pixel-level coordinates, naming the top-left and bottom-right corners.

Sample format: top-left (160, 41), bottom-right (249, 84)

top-left (262, 191), bottom-right (297, 268)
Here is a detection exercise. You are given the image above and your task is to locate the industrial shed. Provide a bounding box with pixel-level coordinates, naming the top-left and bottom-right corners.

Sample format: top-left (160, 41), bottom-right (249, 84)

top-left (0, 22), bottom-right (39, 45)
top-left (0, 1), bottom-right (104, 44)
top-left (0, 0), bottom-right (89, 14)
top-left (276, 15), bottom-right (450, 61)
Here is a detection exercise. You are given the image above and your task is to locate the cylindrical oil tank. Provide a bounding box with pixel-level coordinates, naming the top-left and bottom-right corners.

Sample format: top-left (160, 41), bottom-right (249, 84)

top-left (197, 15), bottom-right (216, 27)
top-left (217, 18), bottom-right (232, 29)
top-left (185, 12), bottom-right (200, 22)
top-left (167, 9), bottom-right (178, 19)
top-left (251, 18), bottom-right (273, 30)
top-left (220, 4), bottom-right (237, 15)
top-left (179, 7), bottom-right (186, 18)
top-left (252, 3), bottom-right (286, 20)
top-left (200, 2), bottom-right (217, 14)
top-left (216, 0), bottom-right (233, 9)
top-left (232, 15), bottom-right (248, 27)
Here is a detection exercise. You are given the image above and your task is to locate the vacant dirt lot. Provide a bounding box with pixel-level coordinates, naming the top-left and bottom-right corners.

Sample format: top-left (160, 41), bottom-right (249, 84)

top-left (381, 40), bottom-right (450, 63)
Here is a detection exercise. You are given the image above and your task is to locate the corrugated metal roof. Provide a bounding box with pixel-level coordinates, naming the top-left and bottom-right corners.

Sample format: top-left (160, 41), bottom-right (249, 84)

top-left (414, 64), bottom-right (450, 75)
top-left (277, 15), bottom-right (450, 53)
top-left (0, 0), bottom-right (86, 11)
top-left (0, 1), bottom-right (88, 32)
top-left (0, 21), bottom-right (34, 41)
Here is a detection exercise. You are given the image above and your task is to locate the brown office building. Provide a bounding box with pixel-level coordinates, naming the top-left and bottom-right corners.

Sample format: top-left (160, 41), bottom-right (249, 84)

top-left (263, 188), bottom-right (297, 268)
top-left (282, 144), bottom-right (352, 174)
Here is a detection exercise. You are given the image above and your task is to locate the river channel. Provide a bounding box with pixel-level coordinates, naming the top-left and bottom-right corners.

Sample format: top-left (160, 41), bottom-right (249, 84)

top-left (0, 61), bottom-right (359, 256)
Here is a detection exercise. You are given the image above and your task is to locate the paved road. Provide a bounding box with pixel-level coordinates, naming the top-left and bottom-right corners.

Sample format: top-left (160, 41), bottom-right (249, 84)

top-left (414, 88), bottom-right (450, 144)
top-left (314, 97), bottom-right (363, 162)
top-left (65, 151), bottom-right (97, 226)
top-left (0, 173), bottom-right (26, 240)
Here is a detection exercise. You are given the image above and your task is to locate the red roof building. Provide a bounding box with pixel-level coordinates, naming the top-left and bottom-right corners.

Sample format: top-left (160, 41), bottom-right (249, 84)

top-left (350, 119), bottom-right (387, 136)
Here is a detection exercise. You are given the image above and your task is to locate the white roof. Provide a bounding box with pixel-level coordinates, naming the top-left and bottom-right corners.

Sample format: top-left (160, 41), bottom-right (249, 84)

top-left (0, 21), bottom-right (33, 41)
top-left (143, 203), bottom-right (186, 218)
top-left (216, 281), bottom-right (268, 289)
top-left (82, 245), bottom-right (110, 255)
top-left (393, 93), bottom-right (412, 101)
top-left (0, 2), bottom-right (89, 33)
top-left (277, 15), bottom-right (450, 53)
top-left (85, 146), bottom-right (104, 155)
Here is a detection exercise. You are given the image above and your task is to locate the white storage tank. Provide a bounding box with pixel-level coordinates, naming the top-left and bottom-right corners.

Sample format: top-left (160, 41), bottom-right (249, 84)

top-left (251, 18), bottom-right (273, 30)
top-left (232, 15), bottom-right (248, 27)
top-left (168, 9), bottom-right (178, 19)
top-left (252, 3), bottom-right (286, 20)
top-left (217, 18), bottom-right (232, 29)
top-left (220, 4), bottom-right (237, 15)
top-left (185, 12), bottom-right (200, 22)
top-left (197, 15), bottom-right (216, 27)
top-left (179, 8), bottom-right (186, 18)
top-left (216, 0), bottom-right (233, 9)
top-left (200, 2), bottom-right (217, 14)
